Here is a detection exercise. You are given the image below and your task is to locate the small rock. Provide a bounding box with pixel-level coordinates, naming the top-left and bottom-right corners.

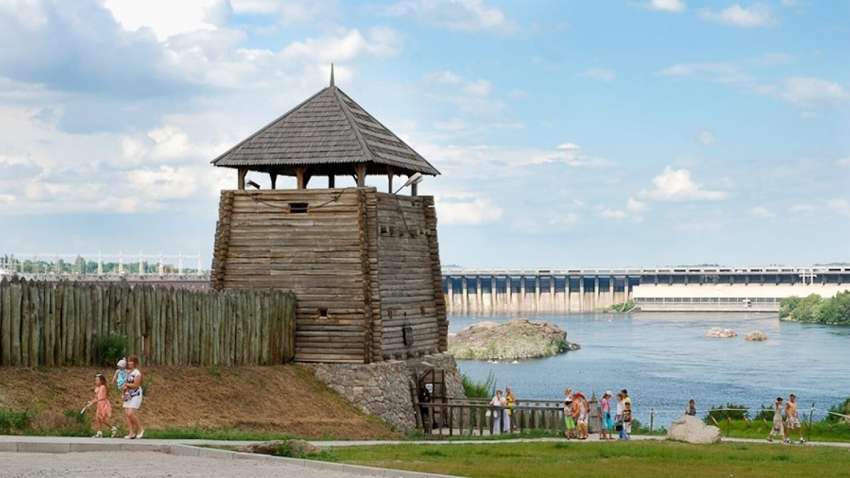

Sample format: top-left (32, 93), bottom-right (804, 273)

top-left (241, 439), bottom-right (319, 457)
top-left (744, 330), bottom-right (768, 342)
top-left (667, 415), bottom-right (721, 444)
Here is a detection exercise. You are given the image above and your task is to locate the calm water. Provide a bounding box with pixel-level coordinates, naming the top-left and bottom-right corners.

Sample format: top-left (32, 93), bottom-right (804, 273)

top-left (450, 312), bottom-right (850, 426)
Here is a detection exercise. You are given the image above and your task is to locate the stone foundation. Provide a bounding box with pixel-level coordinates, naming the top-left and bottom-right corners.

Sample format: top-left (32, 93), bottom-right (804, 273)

top-left (305, 353), bottom-right (465, 432)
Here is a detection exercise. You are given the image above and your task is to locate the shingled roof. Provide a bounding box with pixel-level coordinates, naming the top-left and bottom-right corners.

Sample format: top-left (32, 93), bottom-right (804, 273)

top-left (211, 77), bottom-right (439, 176)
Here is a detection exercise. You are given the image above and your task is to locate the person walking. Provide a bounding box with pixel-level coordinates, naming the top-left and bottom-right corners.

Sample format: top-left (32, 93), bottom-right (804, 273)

top-left (617, 389), bottom-right (632, 440)
top-left (575, 392), bottom-right (589, 440)
top-left (767, 397), bottom-right (785, 442)
top-left (87, 374), bottom-right (117, 438)
top-left (122, 355), bottom-right (144, 439)
top-left (784, 393), bottom-right (804, 444)
top-left (600, 391), bottom-right (614, 440)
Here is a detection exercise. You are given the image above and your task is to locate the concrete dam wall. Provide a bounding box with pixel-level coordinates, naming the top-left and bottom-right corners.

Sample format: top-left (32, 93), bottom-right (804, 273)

top-left (443, 266), bottom-right (850, 314)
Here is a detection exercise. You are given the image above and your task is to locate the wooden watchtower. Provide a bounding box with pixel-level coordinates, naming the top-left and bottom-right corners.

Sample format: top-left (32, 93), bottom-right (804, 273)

top-left (210, 68), bottom-right (448, 363)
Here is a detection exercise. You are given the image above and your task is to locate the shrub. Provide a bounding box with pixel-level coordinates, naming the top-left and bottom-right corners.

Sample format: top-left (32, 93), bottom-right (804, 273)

top-left (705, 403), bottom-right (749, 424)
top-left (753, 404), bottom-right (775, 421)
top-left (94, 334), bottom-right (128, 367)
top-left (826, 397), bottom-right (850, 423)
top-left (462, 372), bottom-right (496, 399)
top-left (0, 408), bottom-right (32, 434)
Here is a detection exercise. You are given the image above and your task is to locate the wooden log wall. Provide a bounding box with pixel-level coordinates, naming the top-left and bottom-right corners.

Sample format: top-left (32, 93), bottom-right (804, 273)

top-left (374, 193), bottom-right (445, 359)
top-left (0, 279), bottom-right (295, 367)
top-left (213, 189), bottom-right (370, 363)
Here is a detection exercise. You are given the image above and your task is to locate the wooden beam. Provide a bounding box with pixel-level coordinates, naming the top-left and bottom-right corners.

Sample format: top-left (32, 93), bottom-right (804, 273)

top-left (328, 175), bottom-right (335, 189)
top-left (237, 168), bottom-right (247, 190)
top-left (355, 164), bottom-right (367, 187)
top-left (409, 174), bottom-right (418, 196)
top-left (296, 166), bottom-right (309, 189)
top-left (387, 167), bottom-right (394, 193)
top-left (269, 172), bottom-right (277, 190)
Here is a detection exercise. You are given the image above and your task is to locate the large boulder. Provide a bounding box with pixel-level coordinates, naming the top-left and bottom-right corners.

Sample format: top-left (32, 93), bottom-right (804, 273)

top-left (448, 319), bottom-right (579, 361)
top-left (667, 415), bottom-right (721, 444)
top-left (705, 327), bottom-right (737, 338)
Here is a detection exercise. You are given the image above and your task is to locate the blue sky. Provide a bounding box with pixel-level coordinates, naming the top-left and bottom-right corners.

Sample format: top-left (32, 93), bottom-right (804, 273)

top-left (0, 0), bottom-right (848, 268)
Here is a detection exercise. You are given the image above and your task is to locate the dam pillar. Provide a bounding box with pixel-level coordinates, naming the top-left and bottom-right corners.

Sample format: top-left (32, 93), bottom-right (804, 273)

top-left (609, 278), bottom-right (615, 307)
top-left (564, 276), bottom-right (570, 313)
top-left (490, 275), bottom-right (497, 312)
top-left (462, 276), bottom-right (469, 314)
top-left (506, 275), bottom-right (513, 310)
top-left (520, 276), bottom-right (526, 308)
top-left (475, 276), bottom-right (482, 313)
top-left (534, 275), bottom-right (541, 312)
top-left (549, 276), bottom-right (556, 312)
top-left (624, 277), bottom-right (631, 302)
top-left (594, 277), bottom-right (600, 311)
top-left (579, 277), bottom-right (585, 312)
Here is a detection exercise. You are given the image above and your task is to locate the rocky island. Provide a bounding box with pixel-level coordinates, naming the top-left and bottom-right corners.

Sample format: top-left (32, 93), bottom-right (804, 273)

top-left (448, 319), bottom-right (579, 361)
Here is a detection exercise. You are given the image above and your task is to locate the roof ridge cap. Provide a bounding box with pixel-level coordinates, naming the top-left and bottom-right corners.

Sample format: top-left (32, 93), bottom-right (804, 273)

top-left (211, 87), bottom-right (330, 165)
top-left (334, 88), bottom-right (440, 176)
top-left (332, 86), bottom-right (376, 164)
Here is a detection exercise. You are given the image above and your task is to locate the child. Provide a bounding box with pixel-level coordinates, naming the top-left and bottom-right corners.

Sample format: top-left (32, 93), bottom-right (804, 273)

top-left (600, 391), bottom-right (614, 440)
top-left (112, 358), bottom-right (128, 399)
top-left (87, 374), bottom-right (117, 438)
top-left (686, 399), bottom-right (697, 416)
top-left (577, 394), bottom-right (589, 440)
top-left (563, 388), bottom-right (576, 439)
top-left (768, 397), bottom-right (784, 442)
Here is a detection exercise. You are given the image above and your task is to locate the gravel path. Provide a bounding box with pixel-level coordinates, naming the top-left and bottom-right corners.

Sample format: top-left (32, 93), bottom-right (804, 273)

top-left (0, 451), bottom-right (377, 478)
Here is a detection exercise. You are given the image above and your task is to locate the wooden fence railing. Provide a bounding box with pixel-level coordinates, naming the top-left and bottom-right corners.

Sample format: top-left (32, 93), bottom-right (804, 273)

top-left (416, 398), bottom-right (603, 437)
top-left (0, 279), bottom-right (296, 367)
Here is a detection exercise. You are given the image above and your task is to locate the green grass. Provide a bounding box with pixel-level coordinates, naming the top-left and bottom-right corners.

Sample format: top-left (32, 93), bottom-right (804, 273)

top-left (461, 372), bottom-right (496, 399)
top-left (319, 440), bottom-right (850, 478)
top-left (712, 419), bottom-right (850, 443)
top-left (143, 427), bottom-right (296, 441)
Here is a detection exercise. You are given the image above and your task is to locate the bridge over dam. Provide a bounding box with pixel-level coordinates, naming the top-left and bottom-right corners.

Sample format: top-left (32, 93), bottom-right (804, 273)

top-left (442, 266), bottom-right (850, 314)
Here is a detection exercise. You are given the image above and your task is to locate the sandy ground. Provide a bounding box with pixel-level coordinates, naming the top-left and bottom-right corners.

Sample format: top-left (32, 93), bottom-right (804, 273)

top-left (0, 365), bottom-right (395, 439)
top-left (0, 451), bottom-right (379, 478)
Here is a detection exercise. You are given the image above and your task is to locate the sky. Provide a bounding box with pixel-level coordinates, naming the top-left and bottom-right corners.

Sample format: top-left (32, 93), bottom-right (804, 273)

top-left (0, 0), bottom-right (849, 268)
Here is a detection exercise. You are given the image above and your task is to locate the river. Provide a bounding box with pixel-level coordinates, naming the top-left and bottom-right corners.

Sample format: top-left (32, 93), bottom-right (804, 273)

top-left (450, 312), bottom-right (850, 427)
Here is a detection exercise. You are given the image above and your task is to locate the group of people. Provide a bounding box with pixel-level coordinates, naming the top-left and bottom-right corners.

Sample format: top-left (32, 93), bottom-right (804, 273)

top-left (487, 387), bottom-right (634, 440)
top-left (85, 355), bottom-right (145, 439)
top-left (565, 389), bottom-right (633, 441)
top-left (768, 393), bottom-right (804, 444)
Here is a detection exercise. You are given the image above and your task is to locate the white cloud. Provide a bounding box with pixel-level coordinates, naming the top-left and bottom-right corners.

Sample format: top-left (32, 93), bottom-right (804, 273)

top-left (659, 62), bottom-right (753, 87)
top-left (104, 0), bottom-right (225, 41)
top-left (281, 27), bottom-right (402, 62)
top-left (548, 212), bottom-right (579, 227)
top-left (828, 199), bottom-right (850, 217)
top-left (464, 79), bottom-right (493, 97)
top-left (645, 0), bottom-right (686, 13)
top-left (0, 194), bottom-right (15, 205)
top-left (780, 77), bottom-right (849, 105)
top-left (385, 0), bottom-right (513, 32)
top-left (435, 192), bottom-right (503, 225)
top-left (581, 68), bottom-right (616, 82)
top-left (231, 0), bottom-right (335, 24)
top-left (627, 197), bottom-right (647, 212)
top-left (837, 158), bottom-right (850, 167)
top-left (698, 130), bottom-right (715, 145)
top-left (644, 166), bottom-right (728, 201)
top-left (600, 208), bottom-right (627, 220)
top-left (699, 3), bottom-right (776, 28)
top-left (425, 70), bottom-right (502, 114)
top-left (749, 206), bottom-right (775, 218)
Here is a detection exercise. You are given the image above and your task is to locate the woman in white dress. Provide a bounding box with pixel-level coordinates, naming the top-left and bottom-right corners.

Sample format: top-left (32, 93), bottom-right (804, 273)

top-left (122, 355), bottom-right (144, 439)
top-left (489, 390), bottom-right (507, 434)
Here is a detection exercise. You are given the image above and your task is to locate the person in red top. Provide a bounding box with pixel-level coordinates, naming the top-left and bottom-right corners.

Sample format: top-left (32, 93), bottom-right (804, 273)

top-left (87, 374), bottom-right (117, 438)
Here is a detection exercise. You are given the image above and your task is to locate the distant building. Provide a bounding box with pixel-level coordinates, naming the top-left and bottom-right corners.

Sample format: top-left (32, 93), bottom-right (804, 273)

top-left (210, 67), bottom-right (447, 363)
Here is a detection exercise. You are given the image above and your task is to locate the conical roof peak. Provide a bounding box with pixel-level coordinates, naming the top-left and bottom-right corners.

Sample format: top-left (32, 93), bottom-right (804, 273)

top-left (211, 80), bottom-right (438, 176)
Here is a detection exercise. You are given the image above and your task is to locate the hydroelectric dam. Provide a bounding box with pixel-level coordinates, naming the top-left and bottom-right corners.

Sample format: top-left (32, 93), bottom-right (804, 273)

top-left (442, 266), bottom-right (850, 314)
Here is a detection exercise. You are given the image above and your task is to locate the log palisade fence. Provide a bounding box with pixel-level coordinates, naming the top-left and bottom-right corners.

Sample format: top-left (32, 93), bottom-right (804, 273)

top-left (0, 279), bottom-right (296, 367)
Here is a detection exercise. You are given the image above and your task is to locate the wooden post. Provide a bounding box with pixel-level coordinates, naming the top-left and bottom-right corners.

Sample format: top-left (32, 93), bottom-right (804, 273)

top-left (237, 168), bottom-right (247, 190)
top-left (387, 167), bottom-right (394, 193)
top-left (328, 175), bottom-right (335, 188)
top-left (355, 164), bottom-right (367, 187)
top-left (410, 175), bottom-right (418, 196)
top-left (269, 172), bottom-right (277, 190)
top-left (296, 166), bottom-right (309, 189)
